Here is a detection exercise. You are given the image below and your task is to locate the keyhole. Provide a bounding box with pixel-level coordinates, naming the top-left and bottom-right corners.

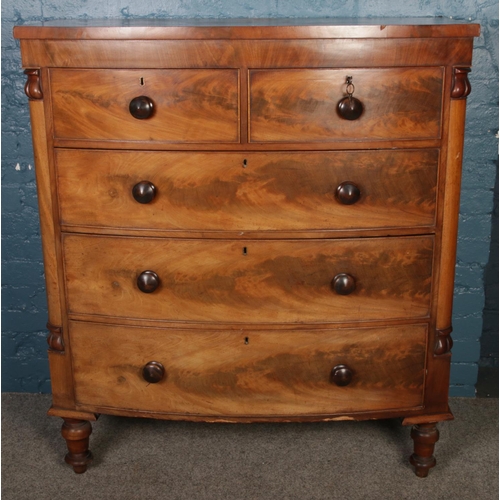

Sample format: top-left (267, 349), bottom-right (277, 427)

top-left (243, 247), bottom-right (247, 256)
top-left (243, 159), bottom-right (247, 168)
top-left (244, 337), bottom-right (249, 345)
top-left (140, 77), bottom-right (144, 86)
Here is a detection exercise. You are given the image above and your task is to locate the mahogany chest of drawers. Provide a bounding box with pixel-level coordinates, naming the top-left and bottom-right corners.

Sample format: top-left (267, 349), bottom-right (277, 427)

top-left (14, 18), bottom-right (480, 476)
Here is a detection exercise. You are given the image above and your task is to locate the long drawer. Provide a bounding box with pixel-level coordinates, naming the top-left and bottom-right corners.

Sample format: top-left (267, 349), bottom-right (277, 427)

top-left (56, 149), bottom-right (438, 233)
top-left (62, 234), bottom-right (434, 323)
top-left (70, 321), bottom-right (427, 416)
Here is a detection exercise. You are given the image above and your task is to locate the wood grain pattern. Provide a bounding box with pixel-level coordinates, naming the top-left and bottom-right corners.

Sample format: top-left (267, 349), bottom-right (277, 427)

top-left (50, 68), bottom-right (239, 143)
top-left (69, 321), bottom-right (427, 416)
top-left (250, 68), bottom-right (444, 142)
top-left (19, 39), bottom-right (474, 70)
top-left (56, 149), bottom-right (438, 233)
top-left (62, 235), bottom-right (434, 323)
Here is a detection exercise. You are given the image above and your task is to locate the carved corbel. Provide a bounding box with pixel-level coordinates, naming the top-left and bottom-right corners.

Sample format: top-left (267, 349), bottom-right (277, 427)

top-left (435, 326), bottom-right (453, 355)
top-left (24, 69), bottom-right (43, 100)
top-left (47, 322), bottom-right (65, 352)
top-left (451, 67), bottom-right (471, 99)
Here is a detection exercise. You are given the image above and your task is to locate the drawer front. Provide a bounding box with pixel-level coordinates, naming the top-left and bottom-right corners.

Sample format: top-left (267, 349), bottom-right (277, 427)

top-left (56, 149), bottom-right (438, 232)
top-left (50, 69), bottom-right (239, 143)
top-left (250, 67), bottom-right (443, 142)
top-left (63, 235), bottom-right (433, 323)
top-left (70, 322), bottom-right (427, 416)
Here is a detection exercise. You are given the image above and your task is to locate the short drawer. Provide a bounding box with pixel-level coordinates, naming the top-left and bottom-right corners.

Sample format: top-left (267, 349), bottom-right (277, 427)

top-left (70, 321), bottom-right (427, 416)
top-left (63, 235), bottom-right (434, 323)
top-left (50, 68), bottom-right (239, 143)
top-left (249, 67), bottom-right (443, 142)
top-left (56, 149), bottom-right (438, 233)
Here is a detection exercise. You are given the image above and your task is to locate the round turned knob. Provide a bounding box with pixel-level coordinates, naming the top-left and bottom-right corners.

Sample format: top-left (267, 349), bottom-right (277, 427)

top-left (337, 96), bottom-right (363, 120)
top-left (132, 181), bottom-right (156, 204)
top-left (137, 270), bottom-right (160, 293)
top-left (129, 96), bottom-right (155, 120)
top-left (336, 182), bottom-right (361, 205)
top-left (331, 273), bottom-right (356, 295)
top-left (142, 361), bottom-right (165, 383)
top-left (331, 364), bottom-right (353, 386)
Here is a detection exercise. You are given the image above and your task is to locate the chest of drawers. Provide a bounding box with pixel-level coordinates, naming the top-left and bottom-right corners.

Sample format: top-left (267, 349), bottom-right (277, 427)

top-left (14, 18), bottom-right (480, 477)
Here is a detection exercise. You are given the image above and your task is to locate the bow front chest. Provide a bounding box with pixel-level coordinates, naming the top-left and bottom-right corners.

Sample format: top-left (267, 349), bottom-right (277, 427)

top-left (14, 18), bottom-right (480, 476)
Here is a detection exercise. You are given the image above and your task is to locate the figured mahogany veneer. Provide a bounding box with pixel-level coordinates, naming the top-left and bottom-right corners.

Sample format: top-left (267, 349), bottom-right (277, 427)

top-left (55, 149), bottom-right (439, 233)
top-left (14, 18), bottom-right (479, 476)
top-left (62, 234), bottom-right (434, 324)
top-left (249, 67), bottom-right (444, 142)
top-left (69, 321), bottom-right (427, 416)
top-left (50, 68), bottom-right (240, 143)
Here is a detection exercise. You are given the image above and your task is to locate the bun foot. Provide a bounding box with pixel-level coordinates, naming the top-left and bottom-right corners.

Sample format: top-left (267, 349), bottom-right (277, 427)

top-left (409, 423), bottom-right (439, 477)
top-left (61, 418), bottom-right (93, 474)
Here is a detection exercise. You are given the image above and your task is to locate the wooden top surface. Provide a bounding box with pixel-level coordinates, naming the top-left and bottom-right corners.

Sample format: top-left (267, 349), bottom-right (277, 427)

top-left (13, 17), bottom-right (480, 40)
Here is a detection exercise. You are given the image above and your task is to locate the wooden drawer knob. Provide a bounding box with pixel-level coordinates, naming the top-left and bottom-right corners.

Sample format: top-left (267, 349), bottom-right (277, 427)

top-left (337, 96), bottom-right (363, 120)
top-left (142, 361), bottom-right (165, 383)
top-left (132, 181), bottom-right (156, 204)
top-left (129, 96), bottom-right (155, 119)
top-left (331, 273), bottom-right (356, 295)
top-left (336, 182), bottom-right (361, 205)
top-left (137, 270), bottom-right (160, 293)
top-left (331, 364), bottom-right (353, 386)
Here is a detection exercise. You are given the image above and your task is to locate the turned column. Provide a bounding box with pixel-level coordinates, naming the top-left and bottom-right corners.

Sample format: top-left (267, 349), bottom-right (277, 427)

top-left (409, 423), bottom-right (439, 477)
top-left (61, 419), bottom-right (93, 473)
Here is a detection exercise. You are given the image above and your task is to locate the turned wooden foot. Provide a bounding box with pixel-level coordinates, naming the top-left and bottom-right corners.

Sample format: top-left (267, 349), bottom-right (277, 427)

top-left (409, 423), bottom-right (439, 477)
top-left (61, 418), bottom-right (93, 474)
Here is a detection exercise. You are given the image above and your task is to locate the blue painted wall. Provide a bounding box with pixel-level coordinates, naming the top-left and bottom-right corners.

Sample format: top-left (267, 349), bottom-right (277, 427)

top-left (2, 1), bottom-right (498, 396)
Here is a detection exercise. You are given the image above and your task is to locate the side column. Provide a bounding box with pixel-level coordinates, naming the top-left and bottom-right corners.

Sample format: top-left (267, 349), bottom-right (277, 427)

top-left (24, 68), bottom-right (74, 406)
